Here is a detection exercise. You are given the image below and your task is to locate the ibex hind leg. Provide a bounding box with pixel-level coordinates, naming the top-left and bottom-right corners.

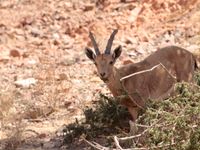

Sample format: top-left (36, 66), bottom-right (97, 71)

top-left (177, 72), bottom-right (194, 82)
top-left (176, 60), bottom-right (195, 82)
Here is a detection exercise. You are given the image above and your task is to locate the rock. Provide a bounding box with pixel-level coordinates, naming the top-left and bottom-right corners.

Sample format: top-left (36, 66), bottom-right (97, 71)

top-left (128, 6), bottom-right (142, 23)
top-left (27, 59), bottom-right (37, 65)
top-left (14, 78), bottom-right (37, 88)
top-left (57, 73), bottom-right (68, 81)
top-left (83, 4), bottom-right (94, 11)
top-left (10, 50), bottom-right (20, 57)
top-left (30, 27), bottom-right (43, 37)
top-left (52, 33), bottom-right (60, 40)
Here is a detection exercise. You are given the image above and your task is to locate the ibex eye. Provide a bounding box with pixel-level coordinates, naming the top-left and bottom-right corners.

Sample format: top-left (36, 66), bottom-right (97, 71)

top-left (109, 61), bottom-right (113, 65)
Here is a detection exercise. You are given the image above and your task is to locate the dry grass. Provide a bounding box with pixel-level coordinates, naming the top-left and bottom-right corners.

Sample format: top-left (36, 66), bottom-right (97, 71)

top-left (0, 85), bottom-right (24, 150)
top-left (2, 122), bottom-right (25, 150)
top-left (0, 59), bottom-right (62, 149)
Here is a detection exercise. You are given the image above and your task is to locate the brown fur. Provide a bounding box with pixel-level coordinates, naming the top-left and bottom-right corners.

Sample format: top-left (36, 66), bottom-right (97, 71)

top-left (104, 46), bottom-right (196, 120)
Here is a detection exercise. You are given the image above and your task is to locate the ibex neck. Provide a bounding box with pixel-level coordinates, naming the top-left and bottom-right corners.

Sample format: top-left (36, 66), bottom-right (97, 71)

top-left (106, 67), bottom-right (123, 97)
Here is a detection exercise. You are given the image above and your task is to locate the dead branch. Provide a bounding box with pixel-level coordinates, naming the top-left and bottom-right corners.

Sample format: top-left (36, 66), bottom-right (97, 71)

top-left (23, 129), bottom-right (40, 136)
top-left (158, 63), bottom-right (176, 79)
top-left (117, 127), bottom-right (149, 141)
top-left (117, 118), bottom-right (161, 141)
top-left (82, 137), bottom-right (110, 150)
top-left (134, 123), bottom-right (151, 128)
top-left (114, 136), bottom-right (124, 150)
top-left (150, 142), bottom-right (176, 149)
top-left (120, 64), bottom-right (161, 82)
top-left (120, 63), bottom-right (176, 82)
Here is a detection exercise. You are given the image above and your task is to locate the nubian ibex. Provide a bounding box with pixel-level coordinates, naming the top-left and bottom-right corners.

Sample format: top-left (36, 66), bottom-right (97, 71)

top-left (85, 29), bottom-right (198, 121)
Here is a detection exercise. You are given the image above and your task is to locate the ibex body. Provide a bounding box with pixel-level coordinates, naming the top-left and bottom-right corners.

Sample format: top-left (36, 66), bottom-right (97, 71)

top-left (85, 30), bottom-right (198, 121)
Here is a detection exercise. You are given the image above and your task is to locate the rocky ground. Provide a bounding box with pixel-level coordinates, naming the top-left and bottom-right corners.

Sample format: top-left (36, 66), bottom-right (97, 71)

top-left (0, 0), bottom-right (200, 149)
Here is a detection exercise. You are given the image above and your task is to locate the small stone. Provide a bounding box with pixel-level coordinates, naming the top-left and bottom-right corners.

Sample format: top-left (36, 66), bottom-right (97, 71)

top-left (10, 50), bottom-right (20, 57)
top-left (14, 78), bottom-right (37, 88)
top-left (31, 27), bottom-right (43, 37)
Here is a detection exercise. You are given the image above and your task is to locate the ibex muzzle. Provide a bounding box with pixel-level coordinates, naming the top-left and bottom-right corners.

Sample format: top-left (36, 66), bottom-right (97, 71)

top-left (85, 29), bottom-right (198, 121)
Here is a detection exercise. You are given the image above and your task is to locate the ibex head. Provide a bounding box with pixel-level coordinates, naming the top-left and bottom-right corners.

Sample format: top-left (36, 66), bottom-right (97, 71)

top-left (85, 29), bottom-right (122, 82)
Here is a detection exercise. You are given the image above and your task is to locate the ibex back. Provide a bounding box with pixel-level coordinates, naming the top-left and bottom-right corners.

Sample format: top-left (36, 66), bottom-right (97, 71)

top-left (85, 29), bottom-right (198, 121)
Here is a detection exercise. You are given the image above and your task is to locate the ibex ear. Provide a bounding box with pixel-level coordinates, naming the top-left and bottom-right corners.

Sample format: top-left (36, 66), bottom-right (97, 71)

top-left (112, 45), bottom-right (122, 60)
top-left (85, 47), bottom-right (96, 61)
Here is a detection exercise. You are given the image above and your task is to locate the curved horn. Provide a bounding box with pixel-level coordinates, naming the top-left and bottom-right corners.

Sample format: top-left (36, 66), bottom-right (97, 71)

top-left (105, 29), bottom-right (118, 54)
top-left (89, 31), bottom-right (100, 55)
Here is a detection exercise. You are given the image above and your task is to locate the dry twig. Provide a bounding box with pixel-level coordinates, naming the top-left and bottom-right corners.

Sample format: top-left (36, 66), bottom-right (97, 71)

top-left (82, 137), bottom-right (110, 150)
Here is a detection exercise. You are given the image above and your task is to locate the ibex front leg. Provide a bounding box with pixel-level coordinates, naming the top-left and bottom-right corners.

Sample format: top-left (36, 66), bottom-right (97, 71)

top-left (119, 96), bottom-right (140, 121)
top-left (127, 106), bottom-right (139, 121)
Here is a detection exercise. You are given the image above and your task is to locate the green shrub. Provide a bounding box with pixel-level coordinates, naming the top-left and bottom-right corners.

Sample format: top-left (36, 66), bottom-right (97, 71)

top-left (63, 93), bottom-right (130, 146)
